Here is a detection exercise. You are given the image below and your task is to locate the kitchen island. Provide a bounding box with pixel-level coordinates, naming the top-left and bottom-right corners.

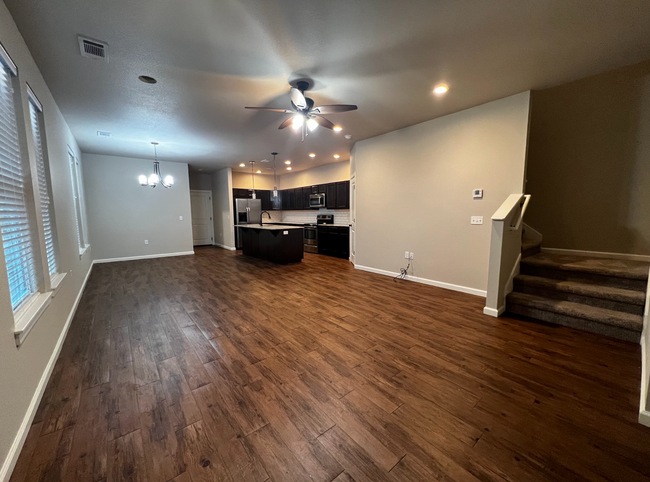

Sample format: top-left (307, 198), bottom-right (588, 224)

top-left (237, 224), bottom-right (304, 264)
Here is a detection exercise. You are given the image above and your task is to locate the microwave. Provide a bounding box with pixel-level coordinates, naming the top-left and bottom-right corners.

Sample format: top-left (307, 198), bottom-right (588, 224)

top-left (309, 193), bottom-right (325, 209)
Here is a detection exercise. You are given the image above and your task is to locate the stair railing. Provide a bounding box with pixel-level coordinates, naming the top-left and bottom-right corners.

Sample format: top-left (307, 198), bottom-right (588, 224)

top-left (484, 194), bottom-right (531, 317)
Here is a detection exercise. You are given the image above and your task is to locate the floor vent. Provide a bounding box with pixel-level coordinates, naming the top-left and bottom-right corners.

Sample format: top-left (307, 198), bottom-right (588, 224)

top-left (78, 36), bottom-right (109, 62)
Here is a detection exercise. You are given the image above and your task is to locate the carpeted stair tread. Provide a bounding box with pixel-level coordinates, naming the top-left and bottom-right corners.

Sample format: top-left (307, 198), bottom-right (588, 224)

top-left (506, 292), bottom-right (643, 332)
top-left (513, 274), bottom-right (646, 305)
top-left (521, 253), bottom-right (649, 280)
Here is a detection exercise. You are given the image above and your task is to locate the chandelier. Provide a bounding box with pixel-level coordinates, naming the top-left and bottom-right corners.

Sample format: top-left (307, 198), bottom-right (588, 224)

top-left (138, 142), bottom-right (174, 188)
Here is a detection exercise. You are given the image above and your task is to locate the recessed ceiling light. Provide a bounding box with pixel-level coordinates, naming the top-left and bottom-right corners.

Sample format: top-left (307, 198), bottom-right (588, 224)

top-left (333, 126), bottom-right (342, 132)
top-left (309, 153), bottom-right (316, 158)
top-left (433, 84), bottom-right (448, 94)
top-left (139, 75), bottom-right (157, 84)
top-left (256, 170), bottom-right (261, 174)
top-left (239, 163), bottom-right (245, 167)
top-left (285, 160), bottom-right (291, 165)
top-left (286, 167), bottom-right (292, 170)
top-left (333, 154), bottom-right (340, 159)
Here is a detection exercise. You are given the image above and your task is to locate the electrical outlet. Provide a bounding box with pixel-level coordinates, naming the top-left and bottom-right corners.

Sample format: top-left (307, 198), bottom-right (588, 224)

top-left (144, 240), bottom-right (149, 245)
top-left (179, 216), bottom-right (183, 221)
top-left (409, 252), bottom-right (414, 260)
top-left (471, 216), bottom-right (483, 225)
top-left (405, 251), bottom-right (410, 259)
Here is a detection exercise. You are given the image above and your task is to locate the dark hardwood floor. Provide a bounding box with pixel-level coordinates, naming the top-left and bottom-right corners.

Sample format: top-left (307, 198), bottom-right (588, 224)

top-left (10, 247), bottom-right (650, 482)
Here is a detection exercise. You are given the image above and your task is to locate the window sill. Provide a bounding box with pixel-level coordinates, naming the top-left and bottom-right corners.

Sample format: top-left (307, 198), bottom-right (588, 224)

top-left (13, 291), bottom-right (52, 347)
top-left (13, 273), bottom-right (67, 347)
top-left (50, 272), bottom-right (67, 296)
top-left (79, 244), bottom-right (90, 260)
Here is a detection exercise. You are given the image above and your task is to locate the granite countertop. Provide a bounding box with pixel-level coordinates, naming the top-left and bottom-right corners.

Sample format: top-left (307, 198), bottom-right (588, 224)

top-left (237, 224), bottom-right (304, 230)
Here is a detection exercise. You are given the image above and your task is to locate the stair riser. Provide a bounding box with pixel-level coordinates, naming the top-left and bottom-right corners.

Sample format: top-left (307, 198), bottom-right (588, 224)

top-left (522, 246), bottom-right (541, 259)
top-left (520, 264), bottom-right (647, 291)
top-left (507, 304), bottom-right (641, 343)
top-left (512, 283), bottom-right (644, 316)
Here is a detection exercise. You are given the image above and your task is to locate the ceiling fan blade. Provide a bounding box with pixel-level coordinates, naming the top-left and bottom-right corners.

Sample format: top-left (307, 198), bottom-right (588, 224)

top-left (312, 104), bottom-right (358, 115)
top-left (278, 117), bottom-right (294, 129)
top-left (245, 107), bottom-right (292, 113)
top-left (290, 87), bottom-right (307, 109)
top-left (313, 115), bottom-right (335, 129)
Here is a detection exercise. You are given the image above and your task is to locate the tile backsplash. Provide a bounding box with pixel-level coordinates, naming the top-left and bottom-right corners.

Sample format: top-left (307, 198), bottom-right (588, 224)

top-left (281, 209), bottom-right (350, 225)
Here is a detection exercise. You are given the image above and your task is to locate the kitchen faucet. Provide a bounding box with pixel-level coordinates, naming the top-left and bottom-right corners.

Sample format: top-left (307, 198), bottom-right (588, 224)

top-left (260, 211), bottom-right (271, 226)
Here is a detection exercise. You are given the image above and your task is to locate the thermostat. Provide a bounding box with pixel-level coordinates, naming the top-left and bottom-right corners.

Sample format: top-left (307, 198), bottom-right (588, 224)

top-left (473, 189), bottom-right (483, 199)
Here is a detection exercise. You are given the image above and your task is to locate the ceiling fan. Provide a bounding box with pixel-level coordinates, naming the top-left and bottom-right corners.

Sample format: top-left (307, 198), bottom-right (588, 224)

top-left (245, 81), bottom-right (357, 140)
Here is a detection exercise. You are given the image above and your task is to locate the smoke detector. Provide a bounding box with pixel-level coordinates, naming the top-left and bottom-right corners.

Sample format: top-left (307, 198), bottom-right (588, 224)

top-left (78, 36), bottom-right (109, 62)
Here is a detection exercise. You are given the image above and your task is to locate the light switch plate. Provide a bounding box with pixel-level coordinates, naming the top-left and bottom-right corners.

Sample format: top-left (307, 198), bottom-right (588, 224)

top-left (473, 189), bottom-right (483, 199)
top-left (405, 251), bottom-right (410, 259)
top-left (144, 240), bottom-right (149, 244)
top-left (471, 216), bottom-right (483, 225)
top-left (179, 216), bottom-right (183, 221)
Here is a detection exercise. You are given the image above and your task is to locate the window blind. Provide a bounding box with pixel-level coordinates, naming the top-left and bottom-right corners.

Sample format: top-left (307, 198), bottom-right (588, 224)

top-left (0, 65), bottom-right (37, 309)
top-left (29, 100), bottom-right (57, 275)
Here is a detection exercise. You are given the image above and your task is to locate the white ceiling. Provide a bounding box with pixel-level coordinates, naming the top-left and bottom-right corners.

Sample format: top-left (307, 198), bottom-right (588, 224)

top-left (6, 0), bottom-right (650, 173)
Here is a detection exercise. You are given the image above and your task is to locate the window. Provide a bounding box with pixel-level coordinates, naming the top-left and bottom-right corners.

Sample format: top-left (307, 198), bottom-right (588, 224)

top-left (69, 149), bottom-right (89, 255)
top-left (0, 46), bottom-right (38, 311)
top-left (28, 86), bottom-right (59, 277)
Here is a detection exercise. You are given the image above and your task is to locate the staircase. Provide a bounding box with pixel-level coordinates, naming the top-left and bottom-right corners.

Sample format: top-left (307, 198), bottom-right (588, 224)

top-left (507, 251), bottom-right (649, 342)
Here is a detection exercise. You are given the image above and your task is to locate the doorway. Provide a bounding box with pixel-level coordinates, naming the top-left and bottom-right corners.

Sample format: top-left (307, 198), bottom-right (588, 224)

top-left (190, 190), bottom-right (214, 246)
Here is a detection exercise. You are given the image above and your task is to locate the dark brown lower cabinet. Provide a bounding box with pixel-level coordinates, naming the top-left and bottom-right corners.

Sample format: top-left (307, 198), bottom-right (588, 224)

top-left (318, 226), bottom-right (350, 259)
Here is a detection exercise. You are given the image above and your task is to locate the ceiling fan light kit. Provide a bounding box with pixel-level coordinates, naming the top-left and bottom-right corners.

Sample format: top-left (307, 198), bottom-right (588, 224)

top-left (245, 80), bottom-right (357, 141)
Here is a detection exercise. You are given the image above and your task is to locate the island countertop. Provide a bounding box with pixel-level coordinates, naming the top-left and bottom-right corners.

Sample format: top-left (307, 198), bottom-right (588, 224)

top-left (236, 224), bottom-right (304, 231)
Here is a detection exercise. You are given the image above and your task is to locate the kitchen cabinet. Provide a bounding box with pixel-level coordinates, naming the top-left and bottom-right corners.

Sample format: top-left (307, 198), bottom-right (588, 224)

top-left (288, 189), bottom-right (296, 209)
top-left (259, 190), bottom-right (272, 211)
top-left (296, 187), bottom-right (305, 209)
top-left (326, 183), bottom-right (337, 209)
top-left (302, 187), bottom-right (311, 208)
top-left (318, 226), bottom-right (350, 259)
top-left (233, 188), bottom-right (252, 199)
top-left (336, 181), bottom-right (349, 209)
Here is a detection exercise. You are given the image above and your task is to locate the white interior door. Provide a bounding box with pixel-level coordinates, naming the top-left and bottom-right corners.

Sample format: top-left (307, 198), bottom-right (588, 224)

top-left (350, 173), bottom-right (356, 264)
top-left (190, 190), bottom-right (214, 246)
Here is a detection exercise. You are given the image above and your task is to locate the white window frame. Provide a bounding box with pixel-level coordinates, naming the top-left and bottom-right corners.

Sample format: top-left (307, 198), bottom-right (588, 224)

top-left (69, 148), bottom-right (89, 257)
top-left (0, 43), bottom-right (66, 346)
top-left (26, 83), bottom-right (63, 291)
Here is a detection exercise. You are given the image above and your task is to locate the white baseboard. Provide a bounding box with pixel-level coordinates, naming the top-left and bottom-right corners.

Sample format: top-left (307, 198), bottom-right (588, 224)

top-left (639, 410), bottom-right (650, 428)
top-left (213, 243), bottom-right (236, 251)
top-left (483, 306), bottom-right (505, 317)
top-left (355, 264), bottom-right (486, 297)
top-left (542, 247), bottom-right (650, 262)
top-left (0, 262), bottom-right (94, 482)
top-left (93, 251), bottom-right (194, 264)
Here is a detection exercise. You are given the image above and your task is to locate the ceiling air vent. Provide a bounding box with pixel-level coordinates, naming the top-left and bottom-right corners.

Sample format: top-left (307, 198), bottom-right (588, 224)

top-left (78, 36), bottom-right (108, 62)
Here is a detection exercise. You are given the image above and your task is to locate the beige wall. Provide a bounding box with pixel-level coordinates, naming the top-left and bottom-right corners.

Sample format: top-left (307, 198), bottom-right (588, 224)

top-left (352, 92), bottom-right (531, 294)
top-left (212, 168), bottom-right (235, 248)
top-left (0, 3), bottom-right (93, 478)
top-left (232, 161), bottom-right (350, 191)
top-left (279, 161), bottom-right (350, 189)
top-left (231, 171), bottom-right (276, 190)
top-left (83, 154), bottom-right (194, 261)
top-left (525, 61), bottom-right (650, 255)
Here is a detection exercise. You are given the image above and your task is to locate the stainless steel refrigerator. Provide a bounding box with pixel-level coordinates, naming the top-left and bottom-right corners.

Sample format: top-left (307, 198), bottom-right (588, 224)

top-left (235, 198), bottom-right (262, 249)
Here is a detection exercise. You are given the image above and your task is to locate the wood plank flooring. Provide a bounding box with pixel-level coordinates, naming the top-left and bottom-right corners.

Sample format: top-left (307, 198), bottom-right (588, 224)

top-left (10, 247), bottom-right (650, 482)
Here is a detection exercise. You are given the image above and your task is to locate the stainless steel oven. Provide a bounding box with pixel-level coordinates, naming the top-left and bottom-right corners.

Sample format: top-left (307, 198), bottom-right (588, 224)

top-left (303, 225), bottom-right (318, 253)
